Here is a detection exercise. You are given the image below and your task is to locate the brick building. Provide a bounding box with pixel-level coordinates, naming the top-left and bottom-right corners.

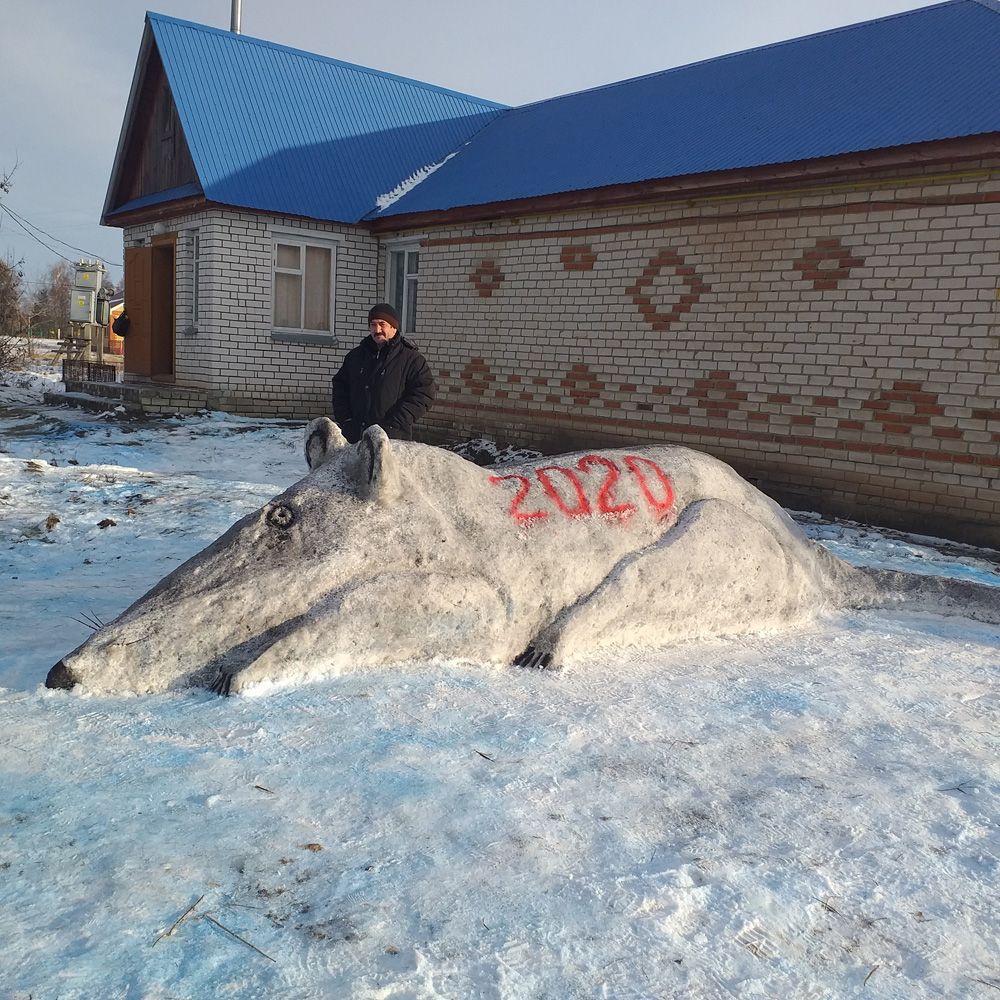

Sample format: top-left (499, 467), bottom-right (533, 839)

top-left (103, 5), bottom-right (1000, 544)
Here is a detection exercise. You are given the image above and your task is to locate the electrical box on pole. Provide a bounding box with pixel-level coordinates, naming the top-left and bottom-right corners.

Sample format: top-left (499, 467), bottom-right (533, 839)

top-left (70, 288), bottom-right (97, 324)
top-left (68, 259), bottom-right (108, 363)
top-left (73, 261), bottom-right (105, 292)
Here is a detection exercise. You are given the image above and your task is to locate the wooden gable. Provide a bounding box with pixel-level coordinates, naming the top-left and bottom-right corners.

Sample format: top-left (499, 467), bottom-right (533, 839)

top-left (104, 35), bottom-right (199, 220)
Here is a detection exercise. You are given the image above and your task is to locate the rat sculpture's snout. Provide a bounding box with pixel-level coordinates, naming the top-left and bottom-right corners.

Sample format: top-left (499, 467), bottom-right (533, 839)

top-left (46, 659), bottom-right (78, 690)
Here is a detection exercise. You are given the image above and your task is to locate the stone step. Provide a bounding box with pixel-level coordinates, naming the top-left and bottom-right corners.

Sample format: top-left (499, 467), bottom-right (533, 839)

top-left (49, 379), bottom-right (214, 416)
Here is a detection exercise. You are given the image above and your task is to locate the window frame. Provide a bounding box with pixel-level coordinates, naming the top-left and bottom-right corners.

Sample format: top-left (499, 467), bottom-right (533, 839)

top-left (191, 229), bottom-right (201, 329)
top-left (384, 238), bottom-right (422, 336)
top-left (270, 228), bottom-right (341, 344)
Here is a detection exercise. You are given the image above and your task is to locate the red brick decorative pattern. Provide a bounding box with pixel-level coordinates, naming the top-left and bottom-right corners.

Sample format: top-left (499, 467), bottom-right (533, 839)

top-left (449, 359), bottom-right (653, 411)
top-left (445, 354), bottom-right (985, 460)
top-left (792, 238), bottom-right (866, 290)
top-left (625, 248), bottom-right (709, 331)
top-left (470, 260), bottom-right (505, 297)
top-left (850, 380), bottom-right (954, 439)
top-left (449, 363), bottom-right (981, 459)
top-left (685, 371), bottom-right (749, 420)
top-left (559, 363), bottom-right (607, 407)
top-left (460, 357), bottom-right (496, 396)
top-left (435, 395), bottom-right (1000, 474)
top-left (560, 243), bottom-right (598, 271)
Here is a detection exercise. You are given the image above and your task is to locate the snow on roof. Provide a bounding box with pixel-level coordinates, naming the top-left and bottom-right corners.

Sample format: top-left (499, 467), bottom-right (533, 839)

top-left (374, 151), bottom-right (460, 213)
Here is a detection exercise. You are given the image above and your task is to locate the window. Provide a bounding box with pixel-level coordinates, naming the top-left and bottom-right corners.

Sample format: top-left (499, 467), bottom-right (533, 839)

top-left (388, 245), bottom-right (419, 334)
top-left (272, 237), bottom-right (336, 335)
top-left (191, 230), bottom-right (201, 327)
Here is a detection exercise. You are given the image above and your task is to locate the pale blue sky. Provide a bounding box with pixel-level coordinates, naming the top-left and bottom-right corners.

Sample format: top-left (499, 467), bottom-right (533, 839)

top-left (0, 0), bottom-right (940, 287)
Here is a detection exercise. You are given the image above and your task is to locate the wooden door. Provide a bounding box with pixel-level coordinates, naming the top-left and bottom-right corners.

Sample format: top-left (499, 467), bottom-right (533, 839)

top-left (150, 235), bottom-right (176, 381)
top-left (123, 246), bottom-right (152, 377)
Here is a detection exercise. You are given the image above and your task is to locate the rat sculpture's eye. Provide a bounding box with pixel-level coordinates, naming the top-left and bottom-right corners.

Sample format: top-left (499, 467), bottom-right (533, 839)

top-left (266, 504), bottom-right (295, 528)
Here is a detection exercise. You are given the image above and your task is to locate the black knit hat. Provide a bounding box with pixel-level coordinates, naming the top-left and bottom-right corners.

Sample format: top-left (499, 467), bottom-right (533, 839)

top-left (367, 303), bottom-right (400, 328)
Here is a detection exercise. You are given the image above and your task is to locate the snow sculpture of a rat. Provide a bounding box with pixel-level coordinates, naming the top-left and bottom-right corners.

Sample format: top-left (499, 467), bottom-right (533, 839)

top-left (46, 419), bottom-right (998, 696)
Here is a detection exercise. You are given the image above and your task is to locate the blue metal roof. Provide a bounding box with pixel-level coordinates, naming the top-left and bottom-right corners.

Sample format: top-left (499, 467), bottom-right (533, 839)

top-left (146, 13), bottom-right (505, 223)
top-left (377, 0), bottom-right (1000, 218)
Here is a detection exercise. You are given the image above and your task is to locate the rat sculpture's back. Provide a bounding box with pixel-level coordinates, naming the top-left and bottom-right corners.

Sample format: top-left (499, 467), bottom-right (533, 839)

top-left (46, 419), bottom-right (999, 695)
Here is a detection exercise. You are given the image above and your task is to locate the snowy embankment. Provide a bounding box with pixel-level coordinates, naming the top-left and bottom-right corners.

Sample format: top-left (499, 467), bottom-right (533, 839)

top-left (1, 362), bottom-right (997, 999)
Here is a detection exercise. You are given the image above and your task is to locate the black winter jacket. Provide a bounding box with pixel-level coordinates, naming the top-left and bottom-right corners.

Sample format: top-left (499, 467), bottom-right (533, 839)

top-left (331, 334), bottom-right (435, 444)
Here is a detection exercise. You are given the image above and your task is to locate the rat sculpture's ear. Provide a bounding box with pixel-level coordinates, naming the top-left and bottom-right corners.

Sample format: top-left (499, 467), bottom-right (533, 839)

top-left (305, 417), bottom-right (348, 470)
top-left (358, 425), bottom-right (399, 502)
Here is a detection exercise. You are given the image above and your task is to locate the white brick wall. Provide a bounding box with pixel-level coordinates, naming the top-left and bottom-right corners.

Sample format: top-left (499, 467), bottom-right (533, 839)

top-left (124, 209), bottom-right (380, 417)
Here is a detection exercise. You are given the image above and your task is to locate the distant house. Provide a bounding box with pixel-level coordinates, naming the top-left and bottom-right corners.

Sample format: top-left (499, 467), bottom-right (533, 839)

top-left (102, 3), bottom-right (1000, 545)
top-left (107, 297), bottom-right (125, 356)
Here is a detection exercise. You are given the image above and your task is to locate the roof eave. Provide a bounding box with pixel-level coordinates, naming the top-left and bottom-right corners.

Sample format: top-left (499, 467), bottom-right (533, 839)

top-left (103, 194), bottom-right (210, 230)
top-left (103, 195), bottom-right (370, 230)
top-left (367, 132), bottom-right (1000, 233)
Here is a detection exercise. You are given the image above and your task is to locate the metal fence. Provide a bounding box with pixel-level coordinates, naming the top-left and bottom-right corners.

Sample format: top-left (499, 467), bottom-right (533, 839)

top-left (62, 360), bottom-right (120, 384)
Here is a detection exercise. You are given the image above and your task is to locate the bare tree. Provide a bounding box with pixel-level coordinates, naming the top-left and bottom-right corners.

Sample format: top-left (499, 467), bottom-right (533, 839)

top-left (31, 261), bottom-right (73, 336)
top-left (0, 256), bottom-right (27, 373)
top-left (0, 164), bottom-right (28, 372)
top-left (0, 255), bottom-right (23, 329)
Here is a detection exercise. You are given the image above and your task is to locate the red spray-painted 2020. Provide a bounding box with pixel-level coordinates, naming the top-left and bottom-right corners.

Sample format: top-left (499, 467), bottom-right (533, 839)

top-left (489, 454), bottom-right (675, 525)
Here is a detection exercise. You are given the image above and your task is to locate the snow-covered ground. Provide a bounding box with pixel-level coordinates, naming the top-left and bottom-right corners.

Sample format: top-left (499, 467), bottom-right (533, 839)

top-left (1, 358), bottom-right (997, 999)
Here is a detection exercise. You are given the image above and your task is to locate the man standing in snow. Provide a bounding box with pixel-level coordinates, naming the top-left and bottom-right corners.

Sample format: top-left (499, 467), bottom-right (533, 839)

top-left (331, 303), bottom-right (435, 444)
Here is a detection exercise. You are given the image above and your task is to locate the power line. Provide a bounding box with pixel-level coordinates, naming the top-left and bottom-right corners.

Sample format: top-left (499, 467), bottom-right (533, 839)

top-left (0, 203), bottom-right (77, 265)
top-left (0, 202), bottom-right (122, 270)
top-left (1, 202), bottom-right (122, 266)
top-left (20, 276), bottom-right (97, 291)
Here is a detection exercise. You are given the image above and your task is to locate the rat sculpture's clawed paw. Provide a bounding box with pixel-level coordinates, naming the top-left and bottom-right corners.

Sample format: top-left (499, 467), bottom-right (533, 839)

top-left (209, 670), bottom-right (235, 697)
top-left (514, 645), bottom-right (558, 670)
